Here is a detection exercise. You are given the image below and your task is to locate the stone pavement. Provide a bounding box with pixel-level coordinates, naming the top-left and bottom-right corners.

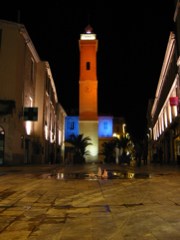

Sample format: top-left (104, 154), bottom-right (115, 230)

top-left (0, 163), bottom-right (180, 240)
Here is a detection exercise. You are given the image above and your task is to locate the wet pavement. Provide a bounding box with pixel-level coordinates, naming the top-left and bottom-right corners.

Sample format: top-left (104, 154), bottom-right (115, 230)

top-left (0, 163), bottom-right (180, 239)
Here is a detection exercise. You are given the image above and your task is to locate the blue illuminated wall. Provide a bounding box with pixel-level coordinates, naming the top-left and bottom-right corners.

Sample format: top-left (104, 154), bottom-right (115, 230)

top-left (65, 116), bottom-right (113, 139)
top-left (98, 116), bottom-right (113, 137)
top-left (65, 116), bottom-right (79, 140)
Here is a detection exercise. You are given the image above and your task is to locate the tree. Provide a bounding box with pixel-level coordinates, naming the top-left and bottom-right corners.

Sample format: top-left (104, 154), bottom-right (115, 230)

top-left (65, 134), bottom-right (92, 164)
top-left (101, 136), bottom-right (135, 165)
top-left (101, 140), bottom-right (116, 163)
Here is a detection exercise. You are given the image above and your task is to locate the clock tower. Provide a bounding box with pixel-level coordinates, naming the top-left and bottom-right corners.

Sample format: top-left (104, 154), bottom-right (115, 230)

top-left (79, 24), bottom-right (98, 120)
top-left (79, 25), bottom-right (98, 162)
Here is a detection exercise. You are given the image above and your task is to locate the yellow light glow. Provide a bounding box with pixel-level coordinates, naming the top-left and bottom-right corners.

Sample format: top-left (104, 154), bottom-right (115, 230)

top-left (45, 125), bottom-right (48, 140)
top-left (168, 104), bottom-right (172, 123)
top-left (80, 34), bottom-right (96, 40)
top-left (88, 145), bottom-right (98, 157)
top-left (50, 130), bottom-right (55, 143)
top-left (126, 133), bottom-right (130, 139)
top-left (58, 130), bottom-right (61, 145)
top-left (122, 124), bottom-right (126, 134)
top-left (113, 133), bottom-right (120, 139)
top-left (25, 121), bottom-right (32, 135)
top-left (172, 105), bottom-right (178, 117)
top-left (164, 109), bottom-right (168, 128)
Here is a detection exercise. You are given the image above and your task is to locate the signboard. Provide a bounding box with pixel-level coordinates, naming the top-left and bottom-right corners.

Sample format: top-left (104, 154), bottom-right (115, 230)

top-left (23, 107), bottom-right (38, 121)
top-left (169, 97), bottom-right (179, 106)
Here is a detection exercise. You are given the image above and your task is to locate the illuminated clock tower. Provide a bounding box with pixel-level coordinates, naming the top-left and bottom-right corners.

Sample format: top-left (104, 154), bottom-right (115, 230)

top-left (79, 24), bottom-right (98, 162)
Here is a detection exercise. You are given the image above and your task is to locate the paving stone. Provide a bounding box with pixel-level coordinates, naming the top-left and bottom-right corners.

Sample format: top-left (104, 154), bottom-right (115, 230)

top-left (0, 163), bottom-right (180, 239)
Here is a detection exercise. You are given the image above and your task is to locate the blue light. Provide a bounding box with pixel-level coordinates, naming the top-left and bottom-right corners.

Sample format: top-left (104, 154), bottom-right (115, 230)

top-left (65, 116), bottom-right (79, 140)
top-left (98, 116), bottom-right (113, 137)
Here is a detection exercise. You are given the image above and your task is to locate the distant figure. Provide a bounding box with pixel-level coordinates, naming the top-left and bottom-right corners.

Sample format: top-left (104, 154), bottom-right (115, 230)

top-left (102, 169), bottom-right (108, 179)
top-left (97, 167), bottom-right (102, 177)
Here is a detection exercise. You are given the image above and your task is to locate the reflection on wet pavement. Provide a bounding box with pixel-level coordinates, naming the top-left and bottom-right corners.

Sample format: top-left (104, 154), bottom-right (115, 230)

top-left (53, 169), bottom-right (151, 180)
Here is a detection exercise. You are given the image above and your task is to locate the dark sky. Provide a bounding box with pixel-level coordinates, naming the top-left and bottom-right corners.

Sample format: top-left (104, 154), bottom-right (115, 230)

top-left (0, 2), bottom-right (175, 140)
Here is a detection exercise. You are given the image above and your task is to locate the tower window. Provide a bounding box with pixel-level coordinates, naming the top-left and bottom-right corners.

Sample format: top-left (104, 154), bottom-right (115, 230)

top-left (86, 62), bottom-right (90, 70)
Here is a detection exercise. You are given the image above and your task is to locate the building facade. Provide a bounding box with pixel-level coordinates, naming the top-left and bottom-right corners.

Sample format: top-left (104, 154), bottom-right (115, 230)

top-left (147, 1), bottom-right (180, 164)
top-left (0, 20), bottom-right (66, 165)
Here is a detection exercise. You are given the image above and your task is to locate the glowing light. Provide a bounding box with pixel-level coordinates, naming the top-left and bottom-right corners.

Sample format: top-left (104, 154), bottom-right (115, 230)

top-left (58, 130), bottom-right (61, 145)
top-left (113, 133), bottom-right (120, 139)
top-left (177, 56), bottom-right (180, 66)
top-left (98, 117), bottom-right (113, 137)
top-left (88, 145), bottom-right (98, 157)
top-left (126, 133), bottom-right (130, 139)
top-left (57, 172), bottom-right (64, 179)
top-left (168, 104), bottom-right (172, 123)
top-left (29, 97), bottom-right (33, 107)
top-left (80, 34), bottom-right (96, 40)
top-left (164, 109), bottom-right (168, 128)
top-left (25, 121), bottom-right (32, 135)
top-left (50, 130), bottom-right (55, 143)
top-left (127, 172), bottom-right (134, 179)
top-left (122, 124), bottom-right (126, 135)
top-left (45, 125), bottom-right (48, 140)
top-left (172, 105), bottom-right (178, 117)
top-left (65, 116), bottom-right (79, 140)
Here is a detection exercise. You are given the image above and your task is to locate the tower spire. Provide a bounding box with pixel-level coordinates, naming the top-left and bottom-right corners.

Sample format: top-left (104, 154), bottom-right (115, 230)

top-left (84, 24), bottom-right (93, 34)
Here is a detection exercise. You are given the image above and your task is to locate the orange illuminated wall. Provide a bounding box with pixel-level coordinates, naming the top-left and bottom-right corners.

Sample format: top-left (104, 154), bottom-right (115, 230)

top-left (79, 25), bottom-right (98, 120)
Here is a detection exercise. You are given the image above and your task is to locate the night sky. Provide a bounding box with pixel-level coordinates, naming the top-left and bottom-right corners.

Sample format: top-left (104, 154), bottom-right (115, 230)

top-left (0, 2), bottom-right (175, 140)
